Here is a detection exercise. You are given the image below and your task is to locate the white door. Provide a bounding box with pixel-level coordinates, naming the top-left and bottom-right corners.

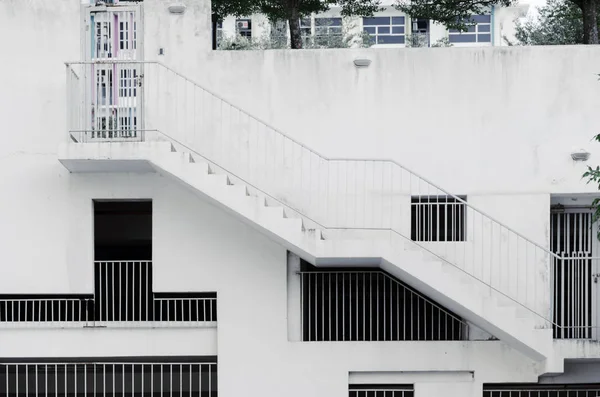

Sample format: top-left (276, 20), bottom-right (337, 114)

top-left (83, 4), bottom-right (144, 141)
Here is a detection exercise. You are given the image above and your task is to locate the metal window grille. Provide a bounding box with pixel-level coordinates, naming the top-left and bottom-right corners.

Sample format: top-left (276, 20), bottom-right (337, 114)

top-left (411, 196), bottom-right (467, 242)
top-left (349, 384), bottom-right (414, 397)
top-left (483, 385), bottom-right (600, 397)
top-left (300, 267), bottom-right (468, 341)
top-left (551, 209), bottom-right (595, 339)
top-left (0, 361), bottom-right (217, 396)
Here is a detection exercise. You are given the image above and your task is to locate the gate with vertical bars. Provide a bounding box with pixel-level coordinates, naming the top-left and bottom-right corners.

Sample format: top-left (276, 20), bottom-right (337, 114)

top-left (551, 207), bottom-right (596, 339)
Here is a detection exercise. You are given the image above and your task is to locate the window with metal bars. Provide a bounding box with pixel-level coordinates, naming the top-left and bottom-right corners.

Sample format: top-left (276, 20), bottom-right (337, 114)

top-left (349, 384), bottom-right (414, 397)
top-left (550, 208), bottom-right (594, 339)
top-left (0, 361), bottom-right (217, 396)
top-left (483, 384), bottom-right (600, 397)
top-left (411, 196), bottom-right (467, 242)
top-left (300, 262), bottom-right (468, 341)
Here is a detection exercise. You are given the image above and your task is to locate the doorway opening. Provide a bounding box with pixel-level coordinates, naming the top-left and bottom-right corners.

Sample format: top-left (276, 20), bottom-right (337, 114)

top-left (93, 200), bottom-right (152, 321)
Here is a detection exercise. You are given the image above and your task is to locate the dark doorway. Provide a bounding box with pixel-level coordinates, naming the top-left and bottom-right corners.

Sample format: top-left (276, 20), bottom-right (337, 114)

top-left (93, 200), bottom-right (152, 322)
top-left (94, 200), bottom-right (152, 261)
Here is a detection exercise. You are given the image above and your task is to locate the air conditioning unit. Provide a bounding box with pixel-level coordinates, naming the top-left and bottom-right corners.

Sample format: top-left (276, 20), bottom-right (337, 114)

top-left (237, 20), bottom-right (249, 29)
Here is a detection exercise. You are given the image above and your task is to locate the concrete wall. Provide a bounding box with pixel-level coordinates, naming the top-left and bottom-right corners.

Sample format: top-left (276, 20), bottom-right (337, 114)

top-left (3, 1), bottom-right (600, 394)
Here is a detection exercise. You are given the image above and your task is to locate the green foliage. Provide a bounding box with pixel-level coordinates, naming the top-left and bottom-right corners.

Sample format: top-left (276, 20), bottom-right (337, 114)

top-left (212, 0), bottom-right (381, 49)
top-left (395, 0), bottom-right (513, 31)
top-left (404, 34), bottom-right (453, 48)
top-left (431, 36), bottom-right (453, 47)
top-left (582, 132), bottom-right (600, 239)
top-left (212, 0), bottom-right (259, 20)
top-left (513, 0), bottom-right (586, 45)
top-left (217, 20), bottom-right (372, 50)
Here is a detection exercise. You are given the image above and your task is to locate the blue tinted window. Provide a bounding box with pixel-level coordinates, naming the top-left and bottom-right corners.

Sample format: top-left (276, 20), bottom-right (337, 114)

top-left (448, 34), bottom-right (477, 43)
top-left (392, 26), bottom-right (404, 34)
top-left (363, 16), bottom-right (391, 25)
top-left (472, 14), bottom-right (491, 23)
top-left (378, 35), bottom-right (404, 44)
top-left (363, 26), bottom-right (376, 34)
top-left (467, 25), bottom-right (476, 33)
top-left (391, 16), bottom-right (405, 25)
top-left (478, 33), bottom-right (491, 42)
top-left (378, 26), bottom-right (390, 34)
top-left (478, 24), bottom-right (490, 32)
top-left (449, 28), bottom-right (459, 33)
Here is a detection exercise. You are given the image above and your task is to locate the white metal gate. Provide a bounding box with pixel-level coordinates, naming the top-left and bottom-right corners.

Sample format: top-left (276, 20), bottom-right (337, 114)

top-left (551, 207), bottom-right (600, 339)
top-left (82, 5), bottom-right (143, 142)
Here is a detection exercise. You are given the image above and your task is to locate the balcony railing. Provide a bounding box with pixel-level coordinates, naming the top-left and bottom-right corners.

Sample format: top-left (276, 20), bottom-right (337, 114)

top-left (0, 261), bottom-right (216, 328)
top-left (0, 361), bottom-right (218, 396)
top-left (349, 385), bottom-right (414, 397)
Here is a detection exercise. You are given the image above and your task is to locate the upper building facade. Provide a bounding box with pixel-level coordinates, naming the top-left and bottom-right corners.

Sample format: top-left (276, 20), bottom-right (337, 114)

top-left (2, 0), bottom-right (600, 396)
top-left (217, 2), bottom-right (530, 48)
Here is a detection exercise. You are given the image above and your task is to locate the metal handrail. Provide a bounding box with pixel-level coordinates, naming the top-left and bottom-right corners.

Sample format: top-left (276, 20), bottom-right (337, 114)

top-left (66, 60), bottom-right (568, 330)
top-left (63, 60), bottom-right (558, 259)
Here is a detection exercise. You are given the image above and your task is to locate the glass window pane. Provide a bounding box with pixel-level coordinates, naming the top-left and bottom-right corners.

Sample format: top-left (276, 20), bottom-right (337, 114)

top-left (378, 35), bottom-right (404, 44)
top-left (378, 26), bottom-right (390, 34)
top-left (363, 26), bottom-right (376, 34)
top-left (392, 26), bottom-right (404, 34)
top-left (472, 14), bottom-right (491, 23)
top-left (478, 24), bottom-right (490, 32)
top-left (478, 33), bottom-right (491, 42)
top-left (363, 16), bottom-right (391, 25)
top-left (449, 34), bottom-right (477, 43)
top-left (391, 16), bottom-right (405, 25)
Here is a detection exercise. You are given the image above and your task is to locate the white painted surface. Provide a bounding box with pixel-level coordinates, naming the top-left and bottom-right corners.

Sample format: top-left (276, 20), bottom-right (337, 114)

top-left (0, 327), bottom-right (217, 358)
top-left (3, 0), bottom-right (600, 394)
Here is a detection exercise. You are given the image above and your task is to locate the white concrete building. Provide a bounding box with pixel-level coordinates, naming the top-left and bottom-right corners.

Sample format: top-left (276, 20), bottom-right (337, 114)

top-left (2, 0), bottom-right (600, 396)
top-left (218, 2), bottom-right (530, 48)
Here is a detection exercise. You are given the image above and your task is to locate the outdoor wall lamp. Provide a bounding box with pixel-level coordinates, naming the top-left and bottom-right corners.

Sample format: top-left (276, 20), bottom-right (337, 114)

top-left (168, 3), bottom-right (187, 14)
top-left (571, 149), bottom-right (590, 161)
top-left (353, 58), bottom-right (371, 68)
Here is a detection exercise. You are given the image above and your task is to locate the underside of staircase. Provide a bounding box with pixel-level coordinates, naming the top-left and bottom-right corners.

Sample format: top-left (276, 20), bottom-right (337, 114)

top-left (58, 141), bottom-right (559, 372)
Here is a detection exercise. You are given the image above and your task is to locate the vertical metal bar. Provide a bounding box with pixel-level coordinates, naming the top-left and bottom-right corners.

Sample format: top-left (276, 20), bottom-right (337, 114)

top-left (370, 272), bottom-right (373, 340)
top-left (126, 261), bottom-right (129, 321)
top-left (308, 273), bottom-right (312, 340)
top-left (376, 273), bottom-right (379, 341)
top-left (300, 274), bottom-right (304, 340)
top-left (362, 273), bottom-right (366, 341)
top-left (342, 273), bottom-right (345, 341)
top-left (335, 273), bottom-right (339, 341)
top-left (355, 272), bottom-right (358, 340)
top-left (321, 273), bottom-right (325, 341)
top-left (139, 263), bottom-right (142, 321)
top-left (146, 263), bottom-right (149, 321)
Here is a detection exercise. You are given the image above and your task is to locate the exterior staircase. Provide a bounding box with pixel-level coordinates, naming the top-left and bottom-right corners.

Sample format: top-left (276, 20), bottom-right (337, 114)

top-left (61, 60), bottom-right (563, 373)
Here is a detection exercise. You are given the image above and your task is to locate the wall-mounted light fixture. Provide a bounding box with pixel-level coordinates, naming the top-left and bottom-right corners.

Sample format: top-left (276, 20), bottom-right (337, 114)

top-left (168, 3), bottom-right (187, 14)
top-left (353, 58), bottom-right (371, 68)
top-left (571, 149), bottom-right (590, 161)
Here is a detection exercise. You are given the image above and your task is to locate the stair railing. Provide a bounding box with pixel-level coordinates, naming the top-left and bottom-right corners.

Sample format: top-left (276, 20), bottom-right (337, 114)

top-left (66, 60), bottom-right (562, 329)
